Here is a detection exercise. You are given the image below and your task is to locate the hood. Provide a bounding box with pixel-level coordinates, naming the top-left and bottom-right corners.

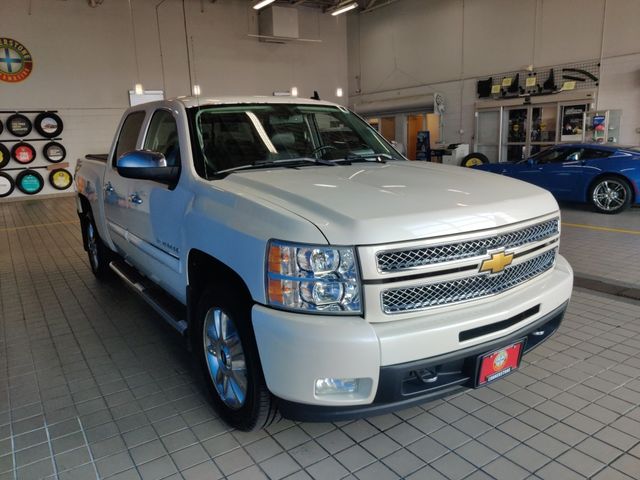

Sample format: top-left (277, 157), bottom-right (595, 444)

top-left (220, 161), bottom-right (558, 245)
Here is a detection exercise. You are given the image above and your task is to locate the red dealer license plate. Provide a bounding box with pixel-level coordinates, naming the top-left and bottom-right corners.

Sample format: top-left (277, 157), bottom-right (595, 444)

top-left (476, 340), bottom-right (525, 386)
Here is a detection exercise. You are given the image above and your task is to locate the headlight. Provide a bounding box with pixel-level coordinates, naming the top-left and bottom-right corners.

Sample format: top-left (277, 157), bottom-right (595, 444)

top-left (266, 240), bottom-right (361, 314)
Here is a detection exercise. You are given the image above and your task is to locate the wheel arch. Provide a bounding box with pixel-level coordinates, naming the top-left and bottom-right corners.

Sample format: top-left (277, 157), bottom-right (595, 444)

top-left (186, 249), bottom-right (254, 348)
top-left (586, 172), bottom-right (636, 204)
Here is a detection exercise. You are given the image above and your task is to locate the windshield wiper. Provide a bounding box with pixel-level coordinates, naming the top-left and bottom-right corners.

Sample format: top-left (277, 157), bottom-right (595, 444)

top-left (215, 157), bottom-right (334, 175)
top-left (335, 152), bottom-right (393, 164)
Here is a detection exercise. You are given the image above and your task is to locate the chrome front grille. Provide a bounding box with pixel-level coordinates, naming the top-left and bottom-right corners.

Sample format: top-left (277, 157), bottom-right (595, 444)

top-left (381, 249), bottom-right (557, 314)
top-left (376, 218), bottom-right (559, 273)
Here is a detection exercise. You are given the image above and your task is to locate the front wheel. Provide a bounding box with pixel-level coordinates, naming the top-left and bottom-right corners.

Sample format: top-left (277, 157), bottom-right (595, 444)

top-left (195, 284), bottom-right (278, 431)
top-left (589, 176), bottom-right (632, 214)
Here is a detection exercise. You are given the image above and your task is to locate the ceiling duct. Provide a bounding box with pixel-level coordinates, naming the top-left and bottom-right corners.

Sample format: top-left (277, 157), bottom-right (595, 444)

top-left (258, 6), bottom-right (299, 42)
top-left (351, 94), bottom-right (436, 115)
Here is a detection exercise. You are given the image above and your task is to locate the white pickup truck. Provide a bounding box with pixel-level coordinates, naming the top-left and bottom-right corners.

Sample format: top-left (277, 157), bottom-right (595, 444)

top-left (75, 96), bottom-right (573, 431)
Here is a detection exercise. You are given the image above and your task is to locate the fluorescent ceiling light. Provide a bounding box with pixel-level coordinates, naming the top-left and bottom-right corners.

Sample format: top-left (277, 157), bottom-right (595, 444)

top-left (331, 2), bottom-right (357, 15)
top-left (253, 0), bottom-right (276, 10)
top-left (291, 86), bottom-right (298, 97)
top-left (336, 87), bottom-right (343, 97)
top-left (192, 84), bottom-right (201, 96)
top-left (134, 83), bottom-right (144, 95)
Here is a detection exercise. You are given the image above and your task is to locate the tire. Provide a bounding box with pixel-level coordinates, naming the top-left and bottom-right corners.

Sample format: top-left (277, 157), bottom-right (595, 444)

top-left (11, 142), bottom-right (36, 164)
top-left (0, 172), bottom-right (15, 198)
top-left (589, 176), bottom-right (632, 214)
top-left (15, 169), bottom-right (44, 194)
top-left (461, 152), bottom-right (489, 167)
top-left (0, 144), bottom-right (9, 169)
top-left (43, 141), bottom-right (66, 162)
top-left (6, 113), bottom-right (32, 137)
top-left (194, 284), bottom-right (278, 431)
top-left (34, 112), bottom-right (64, 138)
top-left (49, 168), bottom-right (73, 190)
top-left (84, 211), bottom-right (111, 278)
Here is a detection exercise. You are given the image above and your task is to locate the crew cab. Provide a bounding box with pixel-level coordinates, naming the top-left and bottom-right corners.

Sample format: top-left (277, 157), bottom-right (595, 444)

top-left (75, 96), bottom-right (573, 431)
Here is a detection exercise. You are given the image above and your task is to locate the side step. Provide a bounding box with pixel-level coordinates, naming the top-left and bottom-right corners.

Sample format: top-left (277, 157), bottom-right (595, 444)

top-left (109, 260), bottom-right (188, 335)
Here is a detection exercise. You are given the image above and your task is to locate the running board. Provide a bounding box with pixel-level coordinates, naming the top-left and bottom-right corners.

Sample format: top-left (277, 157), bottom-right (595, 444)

top-left (109, 260), bottom-right (188, 335)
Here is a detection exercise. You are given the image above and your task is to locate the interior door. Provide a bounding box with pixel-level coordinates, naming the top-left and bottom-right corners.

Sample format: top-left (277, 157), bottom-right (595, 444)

top-left (124, 109), bottom-right (189, 299)
top-left (103, 111), bottom-right (146, 253)
top-left (502, 108), bottom-right (528, 163)
top-left (475, 109), bottom-right (501, 162)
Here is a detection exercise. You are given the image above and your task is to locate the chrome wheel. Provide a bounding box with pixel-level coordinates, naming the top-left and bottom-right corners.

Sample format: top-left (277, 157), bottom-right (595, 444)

top-left (86, 222), bottom-right (99, 271)
top-left (592, 180), bottom-right (627, 212)
top-left (203, 307), bottom-right (247, 410)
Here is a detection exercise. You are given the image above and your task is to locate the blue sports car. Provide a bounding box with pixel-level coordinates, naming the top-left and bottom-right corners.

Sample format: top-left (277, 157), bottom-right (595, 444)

top-left (473, 144), bottom-right (640, 214)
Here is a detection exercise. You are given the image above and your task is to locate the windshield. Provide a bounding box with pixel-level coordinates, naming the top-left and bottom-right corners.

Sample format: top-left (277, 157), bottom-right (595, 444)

top-left (189, 103), bottom-right (403, 177)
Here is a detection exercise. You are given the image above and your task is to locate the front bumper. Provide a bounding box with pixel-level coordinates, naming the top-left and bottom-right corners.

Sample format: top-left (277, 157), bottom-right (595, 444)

top-left (277, 301), bottom-right (566, 422)
top-left (251, 254), bottom-right (573, 420)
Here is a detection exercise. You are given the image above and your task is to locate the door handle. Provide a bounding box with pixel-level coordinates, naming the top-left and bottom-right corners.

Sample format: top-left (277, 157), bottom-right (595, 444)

top-left (129, 193), bottom-right (143, 205)
top-left (104, 182), bottom-right (114, 193)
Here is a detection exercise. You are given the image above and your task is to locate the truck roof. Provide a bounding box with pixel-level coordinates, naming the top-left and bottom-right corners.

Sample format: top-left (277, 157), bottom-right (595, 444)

top-left (176, 95), bottom-right (342, 109)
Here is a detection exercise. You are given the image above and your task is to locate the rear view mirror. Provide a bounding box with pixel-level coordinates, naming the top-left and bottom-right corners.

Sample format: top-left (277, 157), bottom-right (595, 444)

top-left (117, 150), bottom-right (179, 186)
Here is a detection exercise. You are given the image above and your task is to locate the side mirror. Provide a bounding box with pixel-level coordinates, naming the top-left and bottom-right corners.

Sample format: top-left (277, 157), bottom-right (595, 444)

top-left (117, 150), bottom-right (179, 186)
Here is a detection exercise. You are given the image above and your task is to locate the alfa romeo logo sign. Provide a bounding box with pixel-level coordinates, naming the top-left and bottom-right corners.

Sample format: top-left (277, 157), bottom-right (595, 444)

top-left (0, 38), bottom-right (33, 83)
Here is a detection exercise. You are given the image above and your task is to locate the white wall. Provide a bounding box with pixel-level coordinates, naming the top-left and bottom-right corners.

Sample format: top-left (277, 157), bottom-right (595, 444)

top-left (0, 0), bottom-right (348, 200)
top-left (348, 0), bottom-right (640, 146)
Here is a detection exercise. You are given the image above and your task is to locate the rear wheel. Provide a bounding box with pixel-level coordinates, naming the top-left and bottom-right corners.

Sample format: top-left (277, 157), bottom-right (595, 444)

top-left (84, 211), bottom-right (111, 278)
top-left (461, 152), bottom-right (489, 167)
top-left (589, 176), bottom-right (631, 214)
top-left (195, 284), bottom-right (278, 431)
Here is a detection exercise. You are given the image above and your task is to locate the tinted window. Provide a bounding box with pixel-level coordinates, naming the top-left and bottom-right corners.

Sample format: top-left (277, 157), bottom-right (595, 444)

top-left (144, 110), bottom-right (181, 167)
top-left (581, 148), bottom-right (612, 160)
top-left (534, 147), bottom-right (571, 164)
top-left (114, 111), bottom-right (145, 165)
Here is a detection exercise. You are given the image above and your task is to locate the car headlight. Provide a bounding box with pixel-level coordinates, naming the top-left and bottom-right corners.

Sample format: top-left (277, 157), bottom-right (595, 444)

top-left (266, 240), bottom-right (362, 314)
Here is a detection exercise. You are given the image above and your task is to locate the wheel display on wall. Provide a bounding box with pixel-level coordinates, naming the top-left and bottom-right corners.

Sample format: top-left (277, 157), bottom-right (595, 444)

top-left (16, 169), bottom-right (44, 195)
top-left (43, 141), bottom-right (66, 162)
top-left (6, 114), bottom-right (32, 137)
top-left (34, 112), bottom-right (64, 138)
top-left (460, 152), bottom-right (490, 167)
top-left (0, 119), bottom-right (3, 136)
top-left (0, 144), bottom-right (10, 169)
top-left (11, 142), bottom-right (36, 164)
top-left (49, 168), bottom-right (73, 190)
top-left (0, 172), bottom-right (15, 198)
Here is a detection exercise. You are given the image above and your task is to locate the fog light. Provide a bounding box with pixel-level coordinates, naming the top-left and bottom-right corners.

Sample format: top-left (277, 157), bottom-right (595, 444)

top-left (315, 377), bottom-right (359, 396)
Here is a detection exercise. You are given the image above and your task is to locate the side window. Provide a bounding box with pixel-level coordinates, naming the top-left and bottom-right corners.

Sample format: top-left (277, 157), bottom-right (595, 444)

top-left (536, 148), bottom-right (568, 164)
top-left (113, 111), bottom-right (146, 166)
top-left (144, 110), bottom-right (181, 167)
top-left (581, 149), bottom-right (612, 160)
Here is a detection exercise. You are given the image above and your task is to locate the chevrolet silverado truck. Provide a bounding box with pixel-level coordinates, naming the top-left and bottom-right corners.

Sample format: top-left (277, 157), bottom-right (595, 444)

top-left (75, 96), bottom-right (573, 431)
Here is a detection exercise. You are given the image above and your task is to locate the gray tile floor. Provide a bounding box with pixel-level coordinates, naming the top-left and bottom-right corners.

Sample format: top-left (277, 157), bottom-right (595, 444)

top-left (0, 197), bottom-right (639, 480)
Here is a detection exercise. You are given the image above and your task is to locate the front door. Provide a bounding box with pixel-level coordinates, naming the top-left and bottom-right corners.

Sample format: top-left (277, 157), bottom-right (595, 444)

top-left (124, 109), bottom-right (189, 300)
top-left (103, 111), bottom-right (146, 254)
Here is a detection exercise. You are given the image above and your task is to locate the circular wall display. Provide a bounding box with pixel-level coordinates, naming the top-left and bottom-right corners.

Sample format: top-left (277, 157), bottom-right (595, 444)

top-left (6, 113), bottom-right (32, 137)
top-left (49, 168), bottom-right (73, 190)
top-left (16, 169), bottom-right (44, 195)
top-left (43, 142), bottom-right (66, 162)
top-left (0, 172), bottom-right (14, 197)
top-left (11, 142), bottom-right (36, 164)
top-left (0, 119), bottom-right (3, 135)
top-left (0, 144), bottom-right (9, 169)
top-left (35, 112), bottom-right (63, 138)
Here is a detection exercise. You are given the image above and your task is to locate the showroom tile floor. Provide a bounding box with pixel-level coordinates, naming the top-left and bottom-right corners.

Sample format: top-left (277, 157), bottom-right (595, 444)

top-left (0, 197), bottom-right (639, 480)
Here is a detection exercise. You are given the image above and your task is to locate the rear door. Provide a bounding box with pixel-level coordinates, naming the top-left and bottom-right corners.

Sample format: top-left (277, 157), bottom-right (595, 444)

top-left (103, 111), bottom-right (146, 253)
top-left (123, 108), bottom-right (190, 298)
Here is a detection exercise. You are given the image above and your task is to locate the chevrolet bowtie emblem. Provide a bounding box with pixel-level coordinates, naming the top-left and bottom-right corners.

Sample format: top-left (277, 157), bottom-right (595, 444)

top-left (480, 250), bottom-right (514, 274)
